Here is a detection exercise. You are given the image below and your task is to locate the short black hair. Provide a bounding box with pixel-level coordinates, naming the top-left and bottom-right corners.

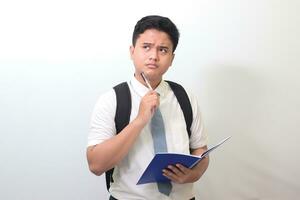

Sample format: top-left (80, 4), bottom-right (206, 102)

top-left (132, 15), bottom-right (180, 52)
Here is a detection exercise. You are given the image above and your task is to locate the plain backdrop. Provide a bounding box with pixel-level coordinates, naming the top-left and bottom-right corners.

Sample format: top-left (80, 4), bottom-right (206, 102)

top-left (0, 0), bottom-right (299, 199)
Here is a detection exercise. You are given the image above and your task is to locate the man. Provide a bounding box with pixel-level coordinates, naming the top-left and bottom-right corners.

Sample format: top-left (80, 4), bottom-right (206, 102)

top-left (87, 15), bottom-right (209, 200)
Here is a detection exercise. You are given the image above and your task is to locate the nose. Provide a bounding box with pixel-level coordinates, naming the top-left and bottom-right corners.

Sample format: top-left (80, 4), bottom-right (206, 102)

top-left (149, 49), bottom-right (158, 61)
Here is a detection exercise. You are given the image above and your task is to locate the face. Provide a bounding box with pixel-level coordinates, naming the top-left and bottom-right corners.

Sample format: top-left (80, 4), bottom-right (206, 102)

top-left (130, 29), bottom-right (175, 86)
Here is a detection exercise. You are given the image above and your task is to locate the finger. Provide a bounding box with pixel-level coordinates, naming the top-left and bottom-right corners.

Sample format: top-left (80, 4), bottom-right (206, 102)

top-left (144, 94), bottom-right (159, 105)
top-left (147, 90), bottom-right (160, 98)
top-left (147, 90), bottom-right (156, 95)
top-left (150, 94), bottom-right (160, 108)
top-left (175, 164), bottom-right (189, 175)
top-left (145, 92), bottom-right (159, 103)
top-left (167, 165), bottom-right (184, 176)
top-left (162, 169), bottom-right (178, 182)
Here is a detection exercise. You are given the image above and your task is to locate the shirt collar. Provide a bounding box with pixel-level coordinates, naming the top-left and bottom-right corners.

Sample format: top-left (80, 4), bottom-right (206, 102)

top-left (130, 76), bottom-right (168, 98)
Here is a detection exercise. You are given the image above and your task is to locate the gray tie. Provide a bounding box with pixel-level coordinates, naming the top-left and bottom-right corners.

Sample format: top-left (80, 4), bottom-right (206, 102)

top-left (150, 108), bottom-right (172, 196)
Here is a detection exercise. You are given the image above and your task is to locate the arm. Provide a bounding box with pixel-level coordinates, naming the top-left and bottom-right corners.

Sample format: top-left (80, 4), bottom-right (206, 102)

top-left (190, 146), bottom-right (210, 181)
top-left (86, 90), bottom-right (159, 176)
top-left (162, 146), bottom-right (209, 184)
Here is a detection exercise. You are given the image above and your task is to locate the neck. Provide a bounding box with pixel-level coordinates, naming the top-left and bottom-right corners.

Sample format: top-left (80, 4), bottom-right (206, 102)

top-left (135, 73), bottom-right (161, 89)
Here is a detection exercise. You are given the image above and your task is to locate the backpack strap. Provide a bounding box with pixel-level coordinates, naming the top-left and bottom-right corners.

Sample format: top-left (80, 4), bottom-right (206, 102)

top-left (114, 82), bottom-right (132, 133)
top-left (165, 80), bottom-right (193, 138)
top-left (105, 82), bottom-right (132, 191)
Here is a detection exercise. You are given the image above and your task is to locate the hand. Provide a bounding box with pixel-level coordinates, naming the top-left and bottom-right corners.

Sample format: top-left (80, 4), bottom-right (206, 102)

top-left (136, 90), bottom-right (160, 125)
top-left (162, 164), bottom-right (201, 184)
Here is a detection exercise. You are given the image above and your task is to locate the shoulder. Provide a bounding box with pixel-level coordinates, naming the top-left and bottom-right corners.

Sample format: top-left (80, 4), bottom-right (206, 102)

top-left (96, 88), bottom-right (116, 103)
top-left (184, 87), bottom-right (200, 116)
top-left (184, 87), bottom-right (198, 105)
top-left (92, 88), bottom-right (117, 113)
top-left (165, 80), bottom-right (199, 105)
top-left (93, 81), bottom-right (132, 110)
top-left (166, 81), bottom-right (198, 113)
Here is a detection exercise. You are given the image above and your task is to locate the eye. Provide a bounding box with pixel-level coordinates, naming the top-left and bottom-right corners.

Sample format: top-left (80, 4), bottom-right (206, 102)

top-left (160, 48), bottom-right (168, 54)
top-left (143, 45), bottom-right (150, 50)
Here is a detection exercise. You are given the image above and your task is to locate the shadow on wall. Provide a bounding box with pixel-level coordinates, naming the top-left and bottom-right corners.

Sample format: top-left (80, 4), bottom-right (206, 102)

top-left (194, 64), bottom-right (298, 199)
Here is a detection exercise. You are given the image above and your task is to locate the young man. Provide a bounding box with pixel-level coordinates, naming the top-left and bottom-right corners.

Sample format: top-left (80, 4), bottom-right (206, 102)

top-left (87, 15), bottom-right (209, 200)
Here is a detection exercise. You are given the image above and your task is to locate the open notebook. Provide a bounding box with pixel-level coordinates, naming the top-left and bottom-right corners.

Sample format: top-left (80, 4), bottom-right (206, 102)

top-left (137, 136), bottom-right (231, 185)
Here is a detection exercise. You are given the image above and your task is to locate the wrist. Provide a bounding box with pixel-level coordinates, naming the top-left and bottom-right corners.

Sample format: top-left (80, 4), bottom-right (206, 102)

top-left (132, 117), bottom-right (147, 129)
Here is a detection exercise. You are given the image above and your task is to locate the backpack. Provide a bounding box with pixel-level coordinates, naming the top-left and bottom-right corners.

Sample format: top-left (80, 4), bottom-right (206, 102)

top-left (105, 80), bottom-right (193, 191)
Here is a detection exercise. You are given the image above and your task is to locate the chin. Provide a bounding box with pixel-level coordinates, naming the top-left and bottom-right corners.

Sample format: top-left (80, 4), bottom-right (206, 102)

top-left (144, 67), bottom-right (159, 73)
top-left (143, 70), bottom-right (155, 77)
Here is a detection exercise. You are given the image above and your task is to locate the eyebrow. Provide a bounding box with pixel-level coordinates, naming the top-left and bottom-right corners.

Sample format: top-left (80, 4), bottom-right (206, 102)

top-left (159, 46), bottom-right (169, 50)
top-left (142, 43), bottom-right (170, 49)
top-left (142, 42), bottom-right (153, 46)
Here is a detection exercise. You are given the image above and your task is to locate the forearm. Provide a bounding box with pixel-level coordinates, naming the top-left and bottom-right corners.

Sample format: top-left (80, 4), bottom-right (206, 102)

top-left (87, 118), bottom-right (145, 176)
top-left (192, 156), bottom-right (209, 181)
top-left (191, 146), bottom-right (209, 181)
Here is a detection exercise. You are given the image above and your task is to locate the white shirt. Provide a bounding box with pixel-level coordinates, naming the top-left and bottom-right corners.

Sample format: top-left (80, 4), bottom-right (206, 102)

top-left (88, 77), bottom-right (208, 200)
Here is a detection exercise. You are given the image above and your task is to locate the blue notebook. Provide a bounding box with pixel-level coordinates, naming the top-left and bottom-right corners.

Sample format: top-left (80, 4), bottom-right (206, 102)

top-left (137, 136), bottom-right (231, 185)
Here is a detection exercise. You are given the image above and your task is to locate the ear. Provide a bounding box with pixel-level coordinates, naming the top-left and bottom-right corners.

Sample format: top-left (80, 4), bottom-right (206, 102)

top-left (129, 46), bottom-right (135, 60)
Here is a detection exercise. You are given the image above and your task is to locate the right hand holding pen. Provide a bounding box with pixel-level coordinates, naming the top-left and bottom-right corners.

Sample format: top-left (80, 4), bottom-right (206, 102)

top-left (136, 90), bottom-right (160, 125)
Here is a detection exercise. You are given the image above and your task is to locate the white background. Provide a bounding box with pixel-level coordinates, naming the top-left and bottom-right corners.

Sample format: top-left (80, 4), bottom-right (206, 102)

top-left (0, 0), bottom-right (299, 199)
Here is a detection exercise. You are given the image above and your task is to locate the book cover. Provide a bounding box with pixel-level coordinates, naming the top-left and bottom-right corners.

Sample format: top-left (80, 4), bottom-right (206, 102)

top-left (137, 136), bottom-right (231, 185)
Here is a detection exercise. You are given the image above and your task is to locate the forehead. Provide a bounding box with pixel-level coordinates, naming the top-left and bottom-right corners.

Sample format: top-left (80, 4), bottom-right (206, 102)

top-left (136, 29), bottom-right (173, 47)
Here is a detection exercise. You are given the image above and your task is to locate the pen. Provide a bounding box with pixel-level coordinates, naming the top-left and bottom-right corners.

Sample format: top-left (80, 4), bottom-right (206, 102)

top-left (141, 72), bottom-right (153, 90)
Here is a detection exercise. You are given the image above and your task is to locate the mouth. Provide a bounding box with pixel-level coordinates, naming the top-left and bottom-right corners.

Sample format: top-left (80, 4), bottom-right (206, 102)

top-left (146, 63), bottom-right (158, 69)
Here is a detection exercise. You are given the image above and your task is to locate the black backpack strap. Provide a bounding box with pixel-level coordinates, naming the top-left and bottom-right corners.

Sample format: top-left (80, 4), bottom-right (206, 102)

top-left (166, 80), bottom-right (193, 138)
top-left (113, 82), bottom-right (132, 133)
top-left (105, 82), bottom-right (132, 191)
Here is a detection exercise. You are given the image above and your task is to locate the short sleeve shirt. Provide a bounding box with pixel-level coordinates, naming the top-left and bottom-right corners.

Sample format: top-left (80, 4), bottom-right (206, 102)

top-left (88, 77), bottom-right (208, 200)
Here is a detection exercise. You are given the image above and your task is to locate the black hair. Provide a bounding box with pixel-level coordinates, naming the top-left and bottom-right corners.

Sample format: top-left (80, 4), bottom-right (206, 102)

top-left (132, 15), bottom-right (180, 52)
